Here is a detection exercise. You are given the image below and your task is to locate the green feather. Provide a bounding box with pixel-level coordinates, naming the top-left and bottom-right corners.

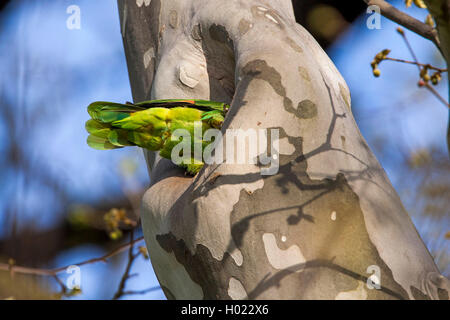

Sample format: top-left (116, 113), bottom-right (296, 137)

top-left (85, 99), bottom-right (229, 174)
top-left (88, 101), bottom-right (146, 123)
top-left (108, 129), bottom-right (133, 147)
top-left (87, 135), bottom-right (120, 150)
top-left (85, 119), bottom-right (111, 139)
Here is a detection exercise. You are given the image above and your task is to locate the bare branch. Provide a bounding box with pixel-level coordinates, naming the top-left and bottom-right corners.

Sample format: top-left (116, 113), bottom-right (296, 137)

top-left (120, 286), bottom-right (161, 297)
top-left (0, 236), bottom-right (145, 277)
top-left (364, 0), bottom-right (440, 47)
top-left (112, 230), bottom-right (139, 300)
top-left (424, 83), bottom-right (450, 108)
top-left (383, 57), bottom-right (448, 72)
top-left (397, 30), bottom-right (450, 109)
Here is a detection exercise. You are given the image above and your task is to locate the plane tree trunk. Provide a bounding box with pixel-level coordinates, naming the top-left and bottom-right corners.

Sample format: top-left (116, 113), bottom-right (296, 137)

top-left (423, 0), bottom-right (450, 151)
top-left (117, 0), bottom-right (449, 299)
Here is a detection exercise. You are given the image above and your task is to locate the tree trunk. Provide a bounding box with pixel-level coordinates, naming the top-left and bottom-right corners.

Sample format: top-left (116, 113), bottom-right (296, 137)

top-left (423, 0), bottom-right (450, 153)
top-left (118, 0), bottom-right (449, 300)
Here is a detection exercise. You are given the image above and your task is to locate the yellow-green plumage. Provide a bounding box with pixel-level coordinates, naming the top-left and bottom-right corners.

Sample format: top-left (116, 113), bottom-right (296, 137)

top-left (85, 99), bottom-right (228, 174)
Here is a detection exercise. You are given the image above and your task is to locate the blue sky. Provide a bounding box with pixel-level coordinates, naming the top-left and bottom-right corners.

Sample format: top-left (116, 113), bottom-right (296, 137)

top-left (0, 0), bottom-right (161, 299)
top-left (0, 0), bottom-right (447, 298)
top-left (0, 0), bottom-right (149, 230)
top-left (330, 8), bottom-right (448, 150)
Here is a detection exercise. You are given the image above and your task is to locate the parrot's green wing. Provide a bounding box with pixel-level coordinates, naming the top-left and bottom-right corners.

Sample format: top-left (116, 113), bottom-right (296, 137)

top-left (134, 99), bottom-right (227, 112)
top-left (88, 101), bottom-right (147, 122)
top-left (86, 99), bottom-right (229, 174)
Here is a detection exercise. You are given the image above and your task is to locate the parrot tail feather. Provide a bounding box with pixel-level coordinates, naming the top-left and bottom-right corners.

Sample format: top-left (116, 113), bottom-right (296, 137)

top-left (87, 134), bottom-right (121, 150)
top-left (86, 119), bottom-right (135, 150)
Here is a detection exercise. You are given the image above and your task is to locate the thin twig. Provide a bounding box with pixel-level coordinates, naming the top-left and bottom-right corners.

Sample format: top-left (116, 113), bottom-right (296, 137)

top-left (424, 83), bottom-right (450, 108)
top-left (0, 236), bottom-right (145, 276)
top-left (398, 29), bottom-right (420, 67)
top-left (53, 275), bottom-right (67, 294)
top-left (363, 0), bottom-right (440, 49)
top-left (384, 57), bottom-right (448, 72)
top-left (398, 31), bottom-right (450, 108)
top-left (112, 230), bottom-right (139, 300)
top-left (120, 286), bottom-right (162, 297)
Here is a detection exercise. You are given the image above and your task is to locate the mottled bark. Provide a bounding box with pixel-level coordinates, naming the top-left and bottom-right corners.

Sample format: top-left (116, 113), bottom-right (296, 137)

top-left (118, 0), bottom-right (449, 299)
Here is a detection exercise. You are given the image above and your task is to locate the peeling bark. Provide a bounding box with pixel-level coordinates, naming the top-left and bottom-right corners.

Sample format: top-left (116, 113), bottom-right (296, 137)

top-left (118, 0), bottom-right (449, 299)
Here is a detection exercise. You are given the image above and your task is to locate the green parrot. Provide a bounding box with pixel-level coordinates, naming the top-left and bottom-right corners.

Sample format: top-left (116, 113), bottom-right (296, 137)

top-left (85, 99), bottom-right (229, 175)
